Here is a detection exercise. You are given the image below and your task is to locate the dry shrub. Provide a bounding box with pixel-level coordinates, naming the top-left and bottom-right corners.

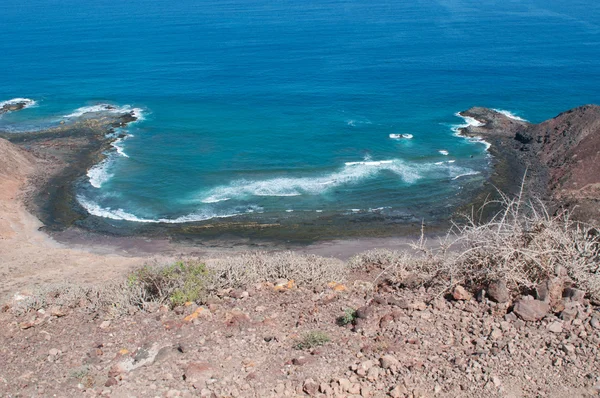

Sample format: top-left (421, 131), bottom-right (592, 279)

top-left (207, 251), bottom-right (347, 290)
top-left (10, 283), bottom-right (108, 315)
top-left (9, 252), bottom-right (347, 316)
top-left (450, 192), bottom-right (600, 299)
top-left (349, 234), bottom-right (448, 290)
top-left (349, 187), bottom-right (600, 300)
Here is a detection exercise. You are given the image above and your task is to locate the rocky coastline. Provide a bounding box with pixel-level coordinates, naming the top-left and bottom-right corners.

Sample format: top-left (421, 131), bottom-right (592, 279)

top-left (457, 104), bottom-right (600, 224)
top-left (2, 103), bottom-right (599, 246)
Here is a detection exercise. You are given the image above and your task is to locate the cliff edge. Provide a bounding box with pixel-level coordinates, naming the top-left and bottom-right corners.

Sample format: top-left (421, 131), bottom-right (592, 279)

top-left (459, 105), bottom-right (600, 223)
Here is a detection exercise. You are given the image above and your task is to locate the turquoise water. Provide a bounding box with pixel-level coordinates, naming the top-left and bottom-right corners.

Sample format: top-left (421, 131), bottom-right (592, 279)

top-left (1, 0), bottom-right (599, 224)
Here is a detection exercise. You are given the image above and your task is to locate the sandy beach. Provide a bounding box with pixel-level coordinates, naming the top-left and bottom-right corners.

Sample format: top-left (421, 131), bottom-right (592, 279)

top-left (0, 138), bottom-right (147, 301)
top-left (0, 131), bottom-right (419, 302)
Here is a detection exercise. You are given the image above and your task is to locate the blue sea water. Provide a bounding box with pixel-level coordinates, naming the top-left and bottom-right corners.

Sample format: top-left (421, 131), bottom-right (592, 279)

top-left (1, 0), bottom-right (599, 225)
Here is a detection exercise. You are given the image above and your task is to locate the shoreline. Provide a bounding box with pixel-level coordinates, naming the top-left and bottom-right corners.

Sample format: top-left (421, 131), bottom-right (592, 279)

top-left (0, 107), bottom-right (529, 251)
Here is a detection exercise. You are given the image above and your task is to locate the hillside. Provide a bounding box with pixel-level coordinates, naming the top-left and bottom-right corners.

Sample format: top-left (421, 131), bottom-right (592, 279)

top-left (460, 105), bottom-right (600, 223)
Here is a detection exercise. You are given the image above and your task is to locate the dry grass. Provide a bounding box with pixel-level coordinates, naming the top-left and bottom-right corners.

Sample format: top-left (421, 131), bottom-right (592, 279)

top-left (349, 184), bottom-right (600, 300)
top-left (449, 191), bottom-right (600, 299)
top-left (206, 251), bottom-right (347, 290)
top-left (9, 252), bottom-right (348, 316)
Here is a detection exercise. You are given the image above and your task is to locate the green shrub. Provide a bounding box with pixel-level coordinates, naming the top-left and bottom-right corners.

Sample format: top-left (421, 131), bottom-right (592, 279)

top-left (126, 260), bottom-right (209, 307)
top-left (337, 308), bottom-right (357, 326)
top-left (295, 331), bottom-right (331, 350)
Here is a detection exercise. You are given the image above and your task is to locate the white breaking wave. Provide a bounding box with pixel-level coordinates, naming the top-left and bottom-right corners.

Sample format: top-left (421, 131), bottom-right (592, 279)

top-left (344, 160), bottom-right (394, 166)
top-left (453, 171), bottom-right (481, 180)
top-left (452, 113), bottom-right (484, 133)
top-left (87, 158), bottom-right (114, 188)
top-left (0, 98), bottom-right (37, 110)
top-left (200, 159), bottom-right (422, 203)
top-left (439, 150), bottom-right (449, 155)
top-left (346, 119), bottom-right (372, 127)
top-left (64, 103), bottom-right (145, 121)
top-left (111, 137), bottom-right (130, 158)
top-left (79, 157), bottom-right (479, 223)
top-left (199, 158), bottom-right (479, 204)
top-left (452, 112), bottom-right (491, 152)
top-left (493, 109), bottom-right (528, 122)
top-left (389, 133), bottom-right (413, 139)
top-left (77, 195), bottom-right (263, 223)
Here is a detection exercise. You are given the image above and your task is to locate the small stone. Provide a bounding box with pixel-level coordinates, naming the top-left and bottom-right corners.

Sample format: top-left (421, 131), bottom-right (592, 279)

top-left (513, 299), bottom-right (549, 321)
top-left (49, 306), bottom-right (66, 317)
top-left (366, 366), bottom-right (380, 381)
top-left (338, 378), bottom-right (353, 392)
top-left (452, 285), bottom-right (472, 301)
top-left (504, 312), bottom-right (518, 322)
top-left (560, 306), bottom-right (578, 322)
top-left (319, 383), bottom-right (333, 395)
top-left (292, 356), bottom-right (309, 366)
top-left (99, 321), bottom-right (111, 329)
top-left (48, 348), bottom-right (60, 356)
top-left (563, 287), bottom-right (585, 303)
top-left (389, 384), bottom-right (408, 398)
top-left (380, 355), bottom-right (400, 369)
top-left (19, 321), bottom-right (35, 330)
top-left (409, 301), bottom-right (427, 311)
top-left (487, 280), bottom-right (510, 303)
top-left (356, 305), bottom-right (375, 319)
top-left (590, 316), bottom-right (600, 330)
top-left (348, 383), bottom-right (361, 394)
top-left (356, 359), bottom-right (376, 376)
top-left (536, 277), bottom-right (563, 307)
top-left (492, 376), bottom-right (501, 387)
top-left (547, 321), bottom-right (563, 333)
top-left (303, 379), bottom-right (319, 396)
top-left (104, 377), bottom-right (118, 387)
top-left (490, 328), bottom-right (502, 340)
top-left (183, 362), bottom-right (213, 388)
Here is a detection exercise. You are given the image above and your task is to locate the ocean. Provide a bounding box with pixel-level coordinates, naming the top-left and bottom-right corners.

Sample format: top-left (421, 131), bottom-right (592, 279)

top-left (1, 0), bottom-right (599, 227)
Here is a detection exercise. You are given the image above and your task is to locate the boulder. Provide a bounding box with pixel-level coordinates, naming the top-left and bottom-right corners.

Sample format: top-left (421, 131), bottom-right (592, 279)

top-left (487, 280), bottom-right (511, 303)
top-left (536, 277), bottom-right (564, 307)
top-left (513, 299), bottom-right (550, 321)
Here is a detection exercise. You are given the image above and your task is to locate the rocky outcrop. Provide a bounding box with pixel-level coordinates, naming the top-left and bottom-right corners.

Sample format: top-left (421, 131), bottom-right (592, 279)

top-left (458, 105), bottom-right (600, 223)
top-left (0, 99), bottom-right (33, 115)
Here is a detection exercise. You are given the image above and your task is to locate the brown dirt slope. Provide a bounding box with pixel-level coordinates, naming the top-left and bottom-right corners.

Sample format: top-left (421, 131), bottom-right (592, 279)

top-left (0, 137), bottom-right (36, 179)
top-left (0, 137), bottom-right (147, 302)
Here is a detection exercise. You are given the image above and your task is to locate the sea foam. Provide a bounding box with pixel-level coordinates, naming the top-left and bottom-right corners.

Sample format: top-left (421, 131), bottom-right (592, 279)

top-left (80, 157), bottom-right (478, 223)
top-left (64, 103), bottom-right (145, 121)
top-left (87, 158), bottom-right (114, 188)
top-left (199, 158), bottom-right (478, 204)
top-left (200, 158), bottom-right (422, 203)
top-left (0, 98), bottom-right (37, 110)
top-left (77, 195), bottom-right (262, 223)
top-left (452, 112), bottom-right (491, 152)
top-left (493, 109), bottom-right (528, 122)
